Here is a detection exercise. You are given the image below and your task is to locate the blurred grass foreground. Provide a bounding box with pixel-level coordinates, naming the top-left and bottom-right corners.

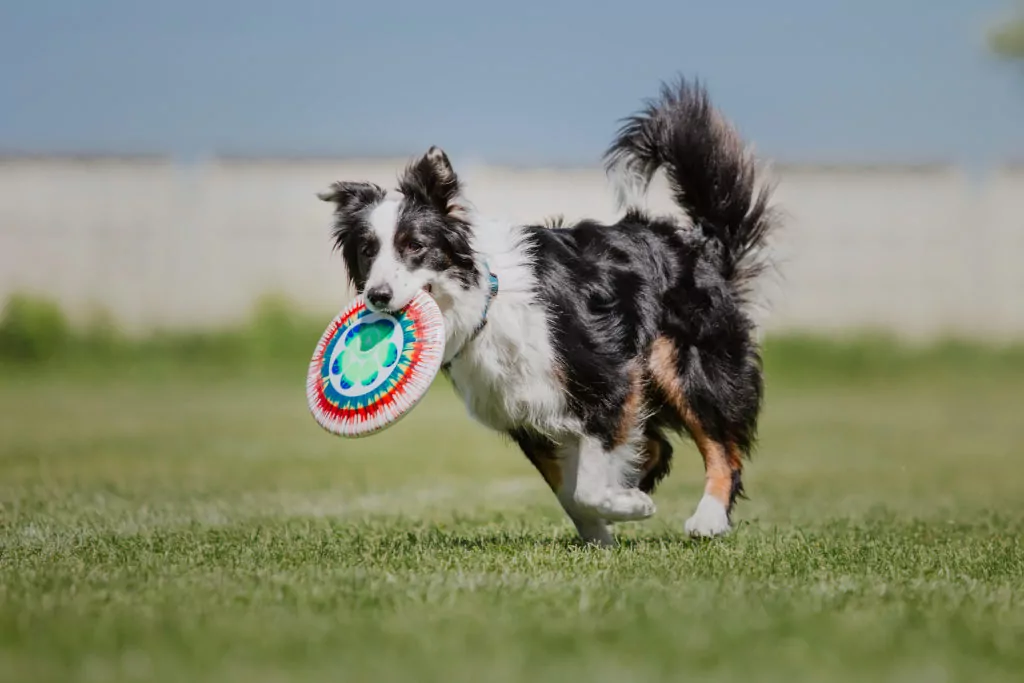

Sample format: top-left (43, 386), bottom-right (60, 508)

top-left (2, 291), bottom-right (1024, 683)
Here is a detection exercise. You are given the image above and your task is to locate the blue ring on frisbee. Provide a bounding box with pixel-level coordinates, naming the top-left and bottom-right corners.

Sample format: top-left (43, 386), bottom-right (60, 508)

top-left (307, 289), bottom-right (445, 437)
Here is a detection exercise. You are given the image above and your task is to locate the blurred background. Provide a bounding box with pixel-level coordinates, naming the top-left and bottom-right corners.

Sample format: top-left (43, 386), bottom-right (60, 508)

top-left (1, 0), bottom-right (1023, 344)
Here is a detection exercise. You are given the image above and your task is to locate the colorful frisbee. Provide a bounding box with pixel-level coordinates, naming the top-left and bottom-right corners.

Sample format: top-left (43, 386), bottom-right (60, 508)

top-left (306, 289), bottom-right (445, 438)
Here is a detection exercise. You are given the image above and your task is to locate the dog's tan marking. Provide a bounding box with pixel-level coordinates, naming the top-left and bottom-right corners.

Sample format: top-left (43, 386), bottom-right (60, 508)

top-left (649, 337), bottom-right (687, 413)
top-left (535, 455), bottom-right (562, 492)
top-left (640, 436), bottom-right (663, 477)
top-left (726, 442), bottom-right (744, 472)
top-left (689, 426), bottom-right (734, 507)
top-left (613, 364), bottom-right (644, 448)
top-left (523, 444), bottom-right (562, 492)
top-left (648, 336), bottom-right (738, 508)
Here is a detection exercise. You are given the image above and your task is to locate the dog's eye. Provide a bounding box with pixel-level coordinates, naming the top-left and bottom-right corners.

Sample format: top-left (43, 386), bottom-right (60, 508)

top-left (407, 240), bottom-right (425, 254)
top-left (360, 242), bottom-right (375, 257)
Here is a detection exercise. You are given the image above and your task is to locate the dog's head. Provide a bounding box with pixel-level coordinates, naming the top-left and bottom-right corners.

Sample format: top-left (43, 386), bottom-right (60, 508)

top-left (319, 146), bottom-right (479, 312)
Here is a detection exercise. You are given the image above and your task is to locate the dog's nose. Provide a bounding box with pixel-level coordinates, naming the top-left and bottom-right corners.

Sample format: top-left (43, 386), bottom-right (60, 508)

top-left (366, 285), bottom-right (393, 310)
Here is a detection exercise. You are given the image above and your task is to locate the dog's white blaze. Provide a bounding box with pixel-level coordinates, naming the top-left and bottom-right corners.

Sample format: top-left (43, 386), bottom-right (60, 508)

top-left (364, 199), bottom-right (425, 310)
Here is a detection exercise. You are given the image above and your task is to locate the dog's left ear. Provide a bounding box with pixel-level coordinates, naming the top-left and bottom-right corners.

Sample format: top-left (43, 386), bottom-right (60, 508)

top-left (398, 146), bottom-right (461, 215)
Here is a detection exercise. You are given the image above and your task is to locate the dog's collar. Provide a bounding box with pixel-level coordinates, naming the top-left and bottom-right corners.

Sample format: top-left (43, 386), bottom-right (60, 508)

top-left (442, 266), bottom-right (499, 372)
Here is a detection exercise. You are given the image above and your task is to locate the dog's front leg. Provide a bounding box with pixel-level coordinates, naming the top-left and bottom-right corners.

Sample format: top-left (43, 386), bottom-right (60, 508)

top-left (568, 516), bottom-right (616, 547)
top-left (557, 436), bottom-right (656, 527)
top-left (512, 430), bottom-right (615, 546)
top-left (512, 431), bottom-right (652, 547)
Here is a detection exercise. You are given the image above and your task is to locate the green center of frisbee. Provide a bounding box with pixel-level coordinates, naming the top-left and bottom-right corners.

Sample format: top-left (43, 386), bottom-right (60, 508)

top-left (334, 319), bottom-right (400, 390)
top-left (356, 319), bottom-right (393, 352)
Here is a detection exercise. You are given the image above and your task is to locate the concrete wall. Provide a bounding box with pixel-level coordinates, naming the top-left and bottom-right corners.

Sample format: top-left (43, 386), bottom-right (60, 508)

top-left (1, 156), bottom-right (1022, 338)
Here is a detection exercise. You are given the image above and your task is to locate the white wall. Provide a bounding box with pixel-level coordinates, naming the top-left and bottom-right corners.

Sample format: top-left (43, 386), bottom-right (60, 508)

top-left (1, 156), bottom-right (1022, 338)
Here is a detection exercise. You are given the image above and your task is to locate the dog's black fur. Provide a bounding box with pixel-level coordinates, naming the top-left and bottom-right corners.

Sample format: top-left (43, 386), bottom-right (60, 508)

top-left (515, 78), bottom-right (776, 505)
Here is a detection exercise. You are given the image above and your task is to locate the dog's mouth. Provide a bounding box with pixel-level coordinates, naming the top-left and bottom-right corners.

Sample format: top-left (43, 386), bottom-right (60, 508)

top-left (423, 284), bottom-right (433, 295)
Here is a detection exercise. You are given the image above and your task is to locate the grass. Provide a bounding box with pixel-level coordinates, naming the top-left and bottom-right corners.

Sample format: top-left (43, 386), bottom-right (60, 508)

top-left (2, 335), bottom-right (1024, 682)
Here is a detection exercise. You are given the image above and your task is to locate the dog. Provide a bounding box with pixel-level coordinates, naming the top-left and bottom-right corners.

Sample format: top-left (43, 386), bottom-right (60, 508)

top-left (318, 78), bottom-right (778, 546)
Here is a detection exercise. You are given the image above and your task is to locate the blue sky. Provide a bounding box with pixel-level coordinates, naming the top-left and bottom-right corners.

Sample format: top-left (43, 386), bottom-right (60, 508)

top-left (1, 0), bottom-right (1022, 165)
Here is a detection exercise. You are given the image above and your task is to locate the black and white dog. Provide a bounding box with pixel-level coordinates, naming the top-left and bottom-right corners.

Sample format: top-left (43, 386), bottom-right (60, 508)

top-left (319, 78), bottom-right (778, 546)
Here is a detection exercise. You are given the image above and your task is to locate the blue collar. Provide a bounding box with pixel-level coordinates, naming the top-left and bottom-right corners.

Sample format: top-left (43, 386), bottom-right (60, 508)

top-left (442, 267), bottom-right (499, 371)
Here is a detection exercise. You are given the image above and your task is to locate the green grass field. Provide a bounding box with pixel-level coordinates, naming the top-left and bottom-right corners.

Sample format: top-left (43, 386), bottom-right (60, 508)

top-left (2, 341), bottom-right (1024, 682)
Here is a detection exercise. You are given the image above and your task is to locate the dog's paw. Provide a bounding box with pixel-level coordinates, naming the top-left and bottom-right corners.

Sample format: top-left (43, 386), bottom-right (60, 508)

top-left (605, 489), bottom-right (657, 521)
top-left (575, 488), bottom-right (656, 522)
top-left (684, 495), bottom-right (731, 538)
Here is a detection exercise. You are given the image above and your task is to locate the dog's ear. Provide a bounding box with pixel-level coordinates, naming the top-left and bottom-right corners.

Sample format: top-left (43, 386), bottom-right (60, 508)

top-left (317, 181), bottom-right (385, 212)
top-left (398, 146), bottom-right (462, 215)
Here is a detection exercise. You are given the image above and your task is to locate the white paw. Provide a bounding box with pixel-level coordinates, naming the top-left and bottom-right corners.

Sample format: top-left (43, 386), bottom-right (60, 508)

top-left (575, 488), bottom-right (656, 522)
top-left (603, 489), bottom-right (657, 521)
top-left (684, 495), bottom-right (731, 538)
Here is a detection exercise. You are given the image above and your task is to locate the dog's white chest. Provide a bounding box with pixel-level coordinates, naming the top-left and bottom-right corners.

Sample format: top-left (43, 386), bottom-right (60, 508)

top-left (445, 313), bottom-right (572, 435)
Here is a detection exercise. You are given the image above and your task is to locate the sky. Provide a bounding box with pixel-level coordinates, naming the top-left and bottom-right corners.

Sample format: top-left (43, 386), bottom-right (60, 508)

top-left (1, 0), bottom-right (1023, 166)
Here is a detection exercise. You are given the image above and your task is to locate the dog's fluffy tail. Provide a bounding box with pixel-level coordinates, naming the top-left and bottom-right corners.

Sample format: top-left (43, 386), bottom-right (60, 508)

top-left (603, 77), bottom-right (777, 297)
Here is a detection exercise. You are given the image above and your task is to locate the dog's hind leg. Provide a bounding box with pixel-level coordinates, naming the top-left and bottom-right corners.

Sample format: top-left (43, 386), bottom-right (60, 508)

top-left (681, 421), bottom-right (743, 538)
top-left (649, 336), bottom-right (756, 538)
top-left (638, 430), bottom-right (674, 494)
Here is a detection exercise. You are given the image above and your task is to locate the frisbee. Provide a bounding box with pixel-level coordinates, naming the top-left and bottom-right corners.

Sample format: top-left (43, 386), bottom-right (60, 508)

top-left (306, 289), bottom-right (445, 437)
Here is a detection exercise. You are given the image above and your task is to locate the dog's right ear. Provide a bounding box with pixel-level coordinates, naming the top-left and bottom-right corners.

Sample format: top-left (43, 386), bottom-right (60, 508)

top-left (398, 146), bottom-right (462, 215)
top-left (317, 181), bottom-right (385, 212)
